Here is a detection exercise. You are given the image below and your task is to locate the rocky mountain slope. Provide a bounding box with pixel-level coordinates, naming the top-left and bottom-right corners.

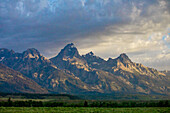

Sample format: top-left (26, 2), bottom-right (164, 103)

top-left (50, 43), bottom-right (169, 95)
top-left (31, 65), bottom-right (92, 94)
top-left (0, 48), bottom-right (90, 93)
top-left (0, 44), bottom-right (169, 95)
top-left (161, 70), bottom-right (170, 76)
top-left (50, 43), bottom-right (131, 93)
top-left (0, 63), bottom-right (48, 93)
top-left (0, 48), bottom-right (52, 78)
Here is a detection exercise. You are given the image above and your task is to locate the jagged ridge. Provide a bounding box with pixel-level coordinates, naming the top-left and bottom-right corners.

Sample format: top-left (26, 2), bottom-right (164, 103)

top-left (0, 44), bottom-right (169, 95)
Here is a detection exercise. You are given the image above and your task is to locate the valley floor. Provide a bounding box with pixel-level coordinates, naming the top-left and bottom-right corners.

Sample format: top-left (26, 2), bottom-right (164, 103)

top-left (0, 107), bottom-right (169, 113)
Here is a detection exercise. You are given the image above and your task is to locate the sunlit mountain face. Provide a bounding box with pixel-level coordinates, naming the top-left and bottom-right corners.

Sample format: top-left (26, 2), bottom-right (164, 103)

top-left (0, 44), bottom-right (169, 94)
top-left (0, 0), bottom-right (170, 70)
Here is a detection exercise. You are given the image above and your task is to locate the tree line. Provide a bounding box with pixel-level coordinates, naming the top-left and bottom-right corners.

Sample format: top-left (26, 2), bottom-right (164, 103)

top-left (0, 98), bottom-right (169, 107)
top-left (0, 92), bottom-right (80, 99)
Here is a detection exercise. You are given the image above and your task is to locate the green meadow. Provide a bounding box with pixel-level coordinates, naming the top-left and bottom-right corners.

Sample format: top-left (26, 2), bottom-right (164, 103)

top-left (0, 107), bottom-right (169, 113)
top-left (0, 93), bottom-right (169, 113)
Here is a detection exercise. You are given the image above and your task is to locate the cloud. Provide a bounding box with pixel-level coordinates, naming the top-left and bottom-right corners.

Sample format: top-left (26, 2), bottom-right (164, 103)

top-left (0, 0), bottom-right (169, 70)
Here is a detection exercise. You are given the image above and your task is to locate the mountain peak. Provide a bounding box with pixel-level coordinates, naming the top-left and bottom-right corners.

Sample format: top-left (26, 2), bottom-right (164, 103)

top-left (119, 53), bottom-right (128, 58)
top-left (65, 43), bottom-right (76, 49)
top-left (0, 48), bottom-right (15, 59)
top-left (86, 51), bottom-right (94, 56)
top-left (23, 48), bottom-right (41, 59)
top-left (57, 43), bottom-right (80, 59)
top-left (0, 48), bottom-right (15, 54)
top-left (117, 53), bottom-right (132, 64)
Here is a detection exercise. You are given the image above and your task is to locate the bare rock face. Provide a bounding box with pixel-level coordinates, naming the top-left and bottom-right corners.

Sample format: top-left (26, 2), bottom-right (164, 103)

top-left (56, 43), bottom-right (81, 59)
top-left (0, 44), bottom-right (169, 95)
top-left (50, 44), bottom-right (132, 93)
top-left (0, 63), bottom-right (48, 93)
top-left (50, 43), bottom-right (169, 95)
top-left (0, 48), bottom-right (52, 78)
top-left (50, 43), bottom-right (91, 77)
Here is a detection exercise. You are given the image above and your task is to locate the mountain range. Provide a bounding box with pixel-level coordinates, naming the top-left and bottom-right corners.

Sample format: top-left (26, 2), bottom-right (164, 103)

top-left (0, 43), bottom-right (169, 95)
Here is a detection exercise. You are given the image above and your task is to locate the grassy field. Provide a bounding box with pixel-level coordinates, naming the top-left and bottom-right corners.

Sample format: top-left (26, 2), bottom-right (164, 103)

top-left (0, 107), bottom-right (169, 113)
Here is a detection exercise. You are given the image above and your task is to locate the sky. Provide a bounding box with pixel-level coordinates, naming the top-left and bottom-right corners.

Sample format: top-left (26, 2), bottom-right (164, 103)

top-left (0, 0), bottom-right (170, 70)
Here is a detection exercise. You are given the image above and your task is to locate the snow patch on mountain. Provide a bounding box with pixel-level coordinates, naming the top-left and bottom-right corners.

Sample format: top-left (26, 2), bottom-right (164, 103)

top-left (70, 44), bottom-right (76, 48)
top-left (0, 57), bottom-right (5, 61)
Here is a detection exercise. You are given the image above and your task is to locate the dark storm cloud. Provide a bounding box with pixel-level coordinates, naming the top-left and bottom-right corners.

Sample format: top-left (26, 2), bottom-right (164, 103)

top-left (0, 0), bottom-right (168, 57)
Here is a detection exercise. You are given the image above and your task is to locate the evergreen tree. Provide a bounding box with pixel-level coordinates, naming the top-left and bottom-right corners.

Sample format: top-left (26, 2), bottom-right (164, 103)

top-left (84, 101), bottom-right (88, 107)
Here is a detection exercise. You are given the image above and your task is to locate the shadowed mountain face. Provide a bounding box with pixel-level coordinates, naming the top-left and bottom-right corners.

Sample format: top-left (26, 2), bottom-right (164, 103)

top-left (0, 63), bottom-right (48, 93)
top-left (0, 48), bottom-right (91, 93)
top-left (0, 43), bottom-right (169, 95)
top-left (57, 43), bottom-right (81, 59)
top-left (0, 48), bottom-right (52, 78)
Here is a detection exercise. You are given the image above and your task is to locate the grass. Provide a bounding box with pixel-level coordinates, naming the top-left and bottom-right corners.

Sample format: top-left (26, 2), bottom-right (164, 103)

top-left (0, 98), bottom-right (55, 102)
top-left (0, 107), bottom-right (169, 113)
top-left (0, 96), bottom-right (72, 102)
